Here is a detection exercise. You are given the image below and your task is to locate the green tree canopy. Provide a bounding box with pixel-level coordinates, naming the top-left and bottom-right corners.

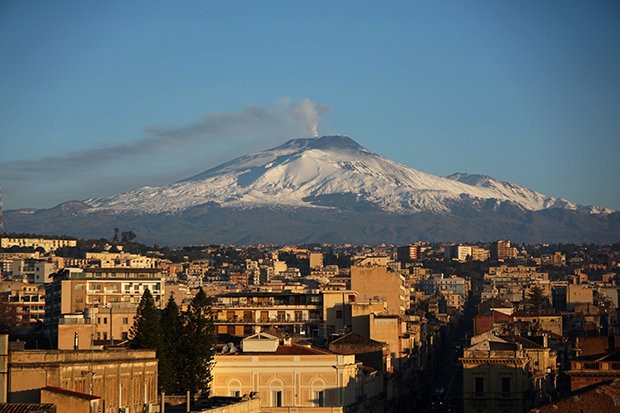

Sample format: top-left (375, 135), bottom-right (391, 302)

top-left (178, 287), bottom-right (215, 397)
top-left (128, 288), bottom-right (161, 350)
top-left (160, 294), bottom-right (183, 394)
top-left (526, 284), bottom-right (551, 314)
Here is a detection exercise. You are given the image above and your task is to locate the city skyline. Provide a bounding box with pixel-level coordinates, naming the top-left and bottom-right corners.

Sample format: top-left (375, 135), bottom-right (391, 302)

top-left (1, 1), bottom-right (619, 211)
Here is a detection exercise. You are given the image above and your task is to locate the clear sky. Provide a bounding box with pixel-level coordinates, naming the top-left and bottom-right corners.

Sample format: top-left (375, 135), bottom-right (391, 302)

top-left (1, 1), bottom-right (619, 210)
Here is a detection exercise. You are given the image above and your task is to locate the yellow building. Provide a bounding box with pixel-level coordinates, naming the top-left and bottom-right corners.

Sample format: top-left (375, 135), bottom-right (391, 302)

top-left (45, 268), bottom-right (165, 345)
top-left (351, 264), bottom-right (408, 315)
top-left (322, 290), bottom-right (357, 337)
top-left (3, 333), bottom-right (158, 413)
top-left (461, 332), bottom-right (558, 413)
top-left (212, 291), bottom-right (323, 338)
top-left (211, 332), bottom-right (384, 412)
top-left (1, 236), bottom-right (77, 252)
top-left (0, 280), bottom-right (46, 325)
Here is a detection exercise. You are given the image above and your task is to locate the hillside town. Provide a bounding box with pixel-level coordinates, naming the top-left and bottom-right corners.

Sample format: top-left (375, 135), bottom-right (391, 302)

top-left (1, 234), bottom-right (620, 412)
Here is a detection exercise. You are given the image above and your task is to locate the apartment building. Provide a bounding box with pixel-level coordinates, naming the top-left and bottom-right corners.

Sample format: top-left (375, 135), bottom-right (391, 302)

top-left (0, 280), bottom-right (46, 325)
top-left (45, 268), bottom-right (165, 344)
top-left (351, 263), bottom-right (409, 315)
top-left (0, 236), bottom-right (77, 252)
top-left (213, 291), bottom-right (323, 338)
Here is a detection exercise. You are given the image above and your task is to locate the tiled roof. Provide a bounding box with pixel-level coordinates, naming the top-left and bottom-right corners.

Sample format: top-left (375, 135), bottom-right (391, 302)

top-left (0, 404), bottom-right (56, 413)
top-left (532, 379), bottom-right (620, 413)
top-left (273, 344), bottom-right (333, 356)
top-left (234, 344), bottom-right (334, 356)
top-left (330, 332), bottom-right (383, 347)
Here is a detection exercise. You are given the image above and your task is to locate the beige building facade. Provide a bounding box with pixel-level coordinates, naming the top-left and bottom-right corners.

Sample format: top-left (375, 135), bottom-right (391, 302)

top-left (211, 333), bottom-right (384, 412)
top-left (351, 264), bottom-right (408, 315)
top-left (6, 343), bottom-right (158, 413)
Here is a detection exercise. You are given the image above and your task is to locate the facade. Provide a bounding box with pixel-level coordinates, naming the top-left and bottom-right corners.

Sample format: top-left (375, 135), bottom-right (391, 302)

top-left (211, 333), bottom-right (384, 412)
top-left (0, 237), bottom-right (77, 252)
top-left (0, 281), bottom-right (46, 325)
top-left (322, 290), bottom-right (357, 337)
top-left (6, 341), bottom-right (158, 413)
top-left (84, 252), bottom-right (158, 269)
top-left (396, 244), bottom-right (423, 262)
top-left (461, 332), bottom-right (558, 413)
top-left (565, 353), bottom-right (620, 391)
top-left (418, 274), bottom-right (469, 298)
top-left (45, 268), bottom-right (165, 344)
top-left (8, 258), bottom-right (60, 283)
top-left (213, 291), bottom-right (323, 338)
top-left (493, 240), bottom-right (518, 260)
top-left (351, 264), bottom-right (408, 315)
top-left (444, 245), bottom-right (490, 262)
top-left (461, 335), bottom-right (532, 413)
top-left (309, 252), bottom-right (323, 270)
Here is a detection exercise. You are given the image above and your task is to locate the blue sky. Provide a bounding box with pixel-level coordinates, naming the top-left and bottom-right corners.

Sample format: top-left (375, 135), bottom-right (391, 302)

top-left (1, 1), bottom-right (619, 210)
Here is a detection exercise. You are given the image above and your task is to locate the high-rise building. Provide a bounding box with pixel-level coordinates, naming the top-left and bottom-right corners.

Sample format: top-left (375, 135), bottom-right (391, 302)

top-left (351, 263), bottom-right (409, 315)
top-left (44, 268), bottom-right (165, 345)
top-left (397, 244), bottom-right (423, 262)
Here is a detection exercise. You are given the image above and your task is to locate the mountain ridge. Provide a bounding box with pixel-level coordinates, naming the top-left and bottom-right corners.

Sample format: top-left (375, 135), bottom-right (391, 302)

top-left (5, 135), bottom-right (618, 245)
top-left (82, 135), bottom-right (612, 216)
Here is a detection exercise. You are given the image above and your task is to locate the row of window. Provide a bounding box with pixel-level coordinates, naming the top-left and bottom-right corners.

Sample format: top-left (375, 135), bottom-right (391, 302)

top-left (474, 376), bottom-right (511, 394)
top-left (228, 390), bottom-right (325, 407)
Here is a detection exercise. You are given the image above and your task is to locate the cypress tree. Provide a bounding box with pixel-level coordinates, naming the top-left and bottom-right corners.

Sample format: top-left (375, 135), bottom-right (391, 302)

top-left (160, 293), bottom-right (183, 394)
top-left (128, 288), bottom-right (161, 350)
top-left (178, 287), bottom-right (215, 397)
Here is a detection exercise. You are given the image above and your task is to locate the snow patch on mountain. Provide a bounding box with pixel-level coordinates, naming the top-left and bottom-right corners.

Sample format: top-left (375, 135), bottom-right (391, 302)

top-left (84, 136), bottom-right (614, 216)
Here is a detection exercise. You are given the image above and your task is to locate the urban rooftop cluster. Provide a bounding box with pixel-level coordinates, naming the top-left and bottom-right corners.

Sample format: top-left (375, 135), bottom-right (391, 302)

top-left (1, 234), bottom-right (619, 412)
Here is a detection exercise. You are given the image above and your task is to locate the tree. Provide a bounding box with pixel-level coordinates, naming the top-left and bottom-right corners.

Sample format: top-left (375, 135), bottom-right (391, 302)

top-left (160, 294), bottom-right (183, 394)
top-left (129, 289), bottom-right (161, 350)
top-left (526, 284), bottom-right (550, 314)
top-left (121, 231), bottom-right (137, 244)
top-left (0, 298), bottom-right (18, 333)
top-left (178, 287), bottom-right (215, 397)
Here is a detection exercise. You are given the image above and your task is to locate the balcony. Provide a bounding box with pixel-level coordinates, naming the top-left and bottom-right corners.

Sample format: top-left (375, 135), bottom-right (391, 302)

top-left (214, 302), bottom-right (320, 310)
top-left (571, 361), bottom-right (620, 371)
top-left (215, 317), bottom-right (321, 325)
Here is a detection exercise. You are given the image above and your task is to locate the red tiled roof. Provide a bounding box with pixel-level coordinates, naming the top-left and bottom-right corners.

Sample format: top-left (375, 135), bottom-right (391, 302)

top-left (532, 379), bottom-right (620, 413)
top-left (274, 344), bottom-right (333, 355)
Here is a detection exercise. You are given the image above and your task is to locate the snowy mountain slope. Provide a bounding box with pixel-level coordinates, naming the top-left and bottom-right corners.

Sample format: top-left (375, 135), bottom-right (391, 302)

top-left (84, 136), bottom-right (613, 216)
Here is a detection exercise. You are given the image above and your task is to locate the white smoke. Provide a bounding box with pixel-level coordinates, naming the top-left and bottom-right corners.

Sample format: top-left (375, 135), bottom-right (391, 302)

top-left (285, 98), bottom-right (332, 138)
top-left (0, 98), bottom-right (332, 208)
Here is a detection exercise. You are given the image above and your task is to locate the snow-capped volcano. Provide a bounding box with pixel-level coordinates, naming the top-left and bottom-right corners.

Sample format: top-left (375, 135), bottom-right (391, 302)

top-left (85, 135), bottom-right (611, 215)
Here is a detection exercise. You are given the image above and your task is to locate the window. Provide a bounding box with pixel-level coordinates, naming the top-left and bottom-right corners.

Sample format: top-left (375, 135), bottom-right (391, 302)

top-left (122, 317), bottom-right (129, 324)
top-left (272, 391), bottom-right (282, 407)
top-left (230, 390), bottom-right (240, 397)
top-left (501, 377), bottom-right (511, 393)
top-left (121, 332), bottom-right (128, 340)
top-left (103, 317), bottom-right (107, 324)
top-left (336, 310), bottom-right (343, 319)
top-left (314, 390), bottom-right (325, 407)
top-left (475, 377), bottom-right (484, 394)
